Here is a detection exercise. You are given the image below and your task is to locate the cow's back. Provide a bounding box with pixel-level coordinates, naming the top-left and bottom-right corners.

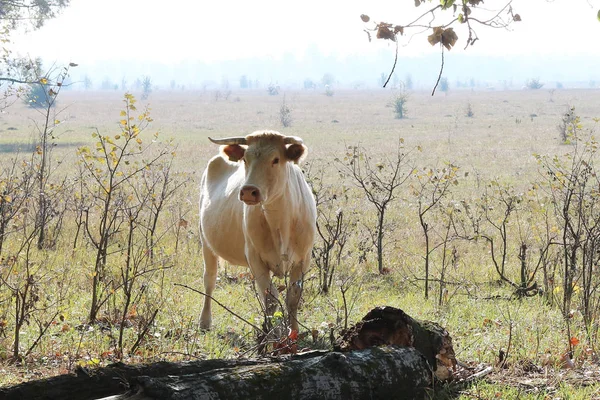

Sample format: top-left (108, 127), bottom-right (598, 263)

top-left (199, 155), bottom-right (248, 266)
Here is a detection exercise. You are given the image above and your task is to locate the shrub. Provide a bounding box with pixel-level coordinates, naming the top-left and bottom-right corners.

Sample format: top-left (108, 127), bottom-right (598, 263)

top-left (280, 95), bottom-right (292, 127)
top-left (390, 92), bottom-right (409, 119)
top-left (465, 102), bottom-right (474, 118)
top-left (324, 85), bottom-right (334, 97)
top-left (526, 78), bottom-right (544, 90)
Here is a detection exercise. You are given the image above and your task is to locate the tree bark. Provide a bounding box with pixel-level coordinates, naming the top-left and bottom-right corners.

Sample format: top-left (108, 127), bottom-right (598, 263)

top-left (0, 306), bottom-right (454, 400)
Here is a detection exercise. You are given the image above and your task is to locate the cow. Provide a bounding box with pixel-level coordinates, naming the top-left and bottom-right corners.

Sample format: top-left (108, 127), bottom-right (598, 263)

top-left (199, 130), bottom-right (317, 332)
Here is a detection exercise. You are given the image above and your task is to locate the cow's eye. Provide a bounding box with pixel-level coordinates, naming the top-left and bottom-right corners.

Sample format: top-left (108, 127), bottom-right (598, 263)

top-left (273, 158), bottom-right (279, 165)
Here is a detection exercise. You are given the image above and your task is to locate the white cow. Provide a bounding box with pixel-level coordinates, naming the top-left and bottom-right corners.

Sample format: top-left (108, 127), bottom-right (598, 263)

top-left (199, 130), bottom-right (317, 332)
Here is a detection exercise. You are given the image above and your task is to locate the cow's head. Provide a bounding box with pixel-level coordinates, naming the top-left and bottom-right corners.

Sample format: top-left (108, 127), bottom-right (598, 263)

top-left (209, 131), bottom-right (306, 206)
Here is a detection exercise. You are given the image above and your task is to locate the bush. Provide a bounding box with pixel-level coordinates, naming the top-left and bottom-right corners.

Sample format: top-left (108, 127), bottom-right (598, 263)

top-left (390, 92), bottom-right (409, 119)
top-left (465, 103), bottom-right (474, 118)
top-left (324, 85), bottom-right (334, 97)
top-left (280, 95), bottom-right (292, 127)
top-left (557, 106), bottom-right (579, 143)
top-left (526, 78), bottom-right (544, 90)
top-left (268, 83), bottom-right (279, 96)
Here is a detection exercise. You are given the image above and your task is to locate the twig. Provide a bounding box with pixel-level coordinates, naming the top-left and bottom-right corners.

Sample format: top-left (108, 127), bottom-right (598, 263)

top-left (383, 40), bottom-right (399, 88)
top-left (463, 366), bottom-right (493, 382)
top-left (431, 44), bottom-right (444, 96)
top-left (130, 308), bottom-right (159, 355)
top-left (175, 283), bottom-right (263, 332)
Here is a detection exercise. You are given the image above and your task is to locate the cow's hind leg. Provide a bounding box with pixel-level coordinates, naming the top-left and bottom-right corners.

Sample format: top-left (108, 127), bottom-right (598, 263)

top-left (199, 241), bottom-right (218, 330)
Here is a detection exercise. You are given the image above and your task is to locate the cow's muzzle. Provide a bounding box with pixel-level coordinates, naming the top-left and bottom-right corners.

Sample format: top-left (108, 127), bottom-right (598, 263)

top-left (240, 185), bottom-right (262, 205)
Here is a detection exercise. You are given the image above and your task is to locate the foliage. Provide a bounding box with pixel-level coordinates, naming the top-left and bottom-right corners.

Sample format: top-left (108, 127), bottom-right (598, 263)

top-left (76, 93), bottom-right (175, 324)
top-left (361, 2), bottom-right (520, 50)
top-left (0, 0), bottom-right (70, 30)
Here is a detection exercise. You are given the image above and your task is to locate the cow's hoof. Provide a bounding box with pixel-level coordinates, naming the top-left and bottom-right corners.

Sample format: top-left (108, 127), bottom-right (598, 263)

top-left (199, 320), bottom-right (212, 331)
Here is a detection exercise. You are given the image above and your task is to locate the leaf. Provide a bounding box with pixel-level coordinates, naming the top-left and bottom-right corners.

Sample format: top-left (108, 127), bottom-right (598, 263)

top-left (597, 9), bottom-right (600, 22)
top-left (394, 25), bottom-right (404, 35)
top-left (514, 13), bottom-right (522, 22)
top-left (288, 329), bottom-right (298, 341)
top-left (360, 14), bottom-right (370, 22)
top-left (428, 27), bottom-right (443, 46)
top-left (120, 110), bottom-right (126, 116)
top-left (136, 138), bottom-right (142, 145)
top-left (39, 77), bottom-right (48, 85)
top-left (570, 336), bottom-right (580, 346)
top-left (69, 62), bottom-right (78, 67)
top-left (376, 23), bottom-right (395, 40)
top-left (441, 27), bottom-right (458, 50)
top-left (440, 0), bottom-right (455, 10)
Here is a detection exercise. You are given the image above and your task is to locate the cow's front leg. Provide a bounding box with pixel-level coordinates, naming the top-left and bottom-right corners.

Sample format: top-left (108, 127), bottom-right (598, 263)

top-left (286, 257), bottom-right (308, 333)
top-left (246, 247), bottom-right (278, 319)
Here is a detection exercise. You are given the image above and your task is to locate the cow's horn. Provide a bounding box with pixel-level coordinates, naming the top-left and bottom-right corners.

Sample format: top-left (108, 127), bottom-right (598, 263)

top-left (208, 136), bottom-right (247, 145)
top-left (283, 136), bottom-right (303, 145)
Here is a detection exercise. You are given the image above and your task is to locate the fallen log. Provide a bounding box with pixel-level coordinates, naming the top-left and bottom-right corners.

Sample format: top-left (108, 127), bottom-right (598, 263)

top-left (0, 306), bottom-right (455, 400)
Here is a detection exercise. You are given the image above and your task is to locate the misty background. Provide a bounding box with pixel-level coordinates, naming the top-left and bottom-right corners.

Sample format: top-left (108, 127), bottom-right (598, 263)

top-left (67, 49), bottom-right (600, 91)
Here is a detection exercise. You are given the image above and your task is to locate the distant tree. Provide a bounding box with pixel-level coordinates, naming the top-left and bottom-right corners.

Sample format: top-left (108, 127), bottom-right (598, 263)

top-left (141, 76), bottom-right (152, 99)
top-left (121, 77), bottom-right (127, 91)
top-left (303, 79), bottom-right (316, 90)
top-left (405, 74), bottom-right (413, 90)
top-left (379, 72), bottom-right (386, 87)
top-left (100, 77), bottom-right (113, 90)
top-left (526, 78), bottom-right (544, 90)
top-left (322, 73), bottom-right (335, 87)
top-left (240, 75), bottom-right (249, 89)
top-left (0, 1), bottom-right (71, 110)
top-left (83, 75), bottom-right (93, 90)
top-left (170, 79), bottom-right (176, 90)
top-left (221, 76), bottom-right (230, 90)
top-left (439, 77), bottom-right (449, 93)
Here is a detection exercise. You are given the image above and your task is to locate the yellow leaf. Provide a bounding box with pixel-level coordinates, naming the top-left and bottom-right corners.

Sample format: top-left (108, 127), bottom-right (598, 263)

top-left (3, 195), bottom-right (12, 203)
top-left (120, 110), bottom-right (126, 116)
top-left (39, 77), bottom-right (48, 85)
top-left (54, 119), bottom-right (60, 125)
top-left (120, 119), bottom-right (127, 125)
top-left (136, 138), bottom-right (142, 144)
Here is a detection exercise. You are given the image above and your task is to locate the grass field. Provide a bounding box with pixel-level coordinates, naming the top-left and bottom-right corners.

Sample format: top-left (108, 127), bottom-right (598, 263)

top-left (1, 87), bottom-right (600, 399)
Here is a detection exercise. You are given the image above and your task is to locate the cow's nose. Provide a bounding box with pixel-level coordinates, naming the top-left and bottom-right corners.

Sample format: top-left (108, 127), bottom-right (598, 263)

top-left (240, 185), bottom-right (261, 204)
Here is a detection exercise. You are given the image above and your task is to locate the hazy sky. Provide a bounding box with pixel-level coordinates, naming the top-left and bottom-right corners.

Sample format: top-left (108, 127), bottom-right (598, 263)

top-left (14, 0), bottom-right (600, 65)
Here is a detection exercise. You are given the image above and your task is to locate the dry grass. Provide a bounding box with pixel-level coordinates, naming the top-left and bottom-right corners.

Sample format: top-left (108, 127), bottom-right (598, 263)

top-left (1, 88), bottom-right (600, 398)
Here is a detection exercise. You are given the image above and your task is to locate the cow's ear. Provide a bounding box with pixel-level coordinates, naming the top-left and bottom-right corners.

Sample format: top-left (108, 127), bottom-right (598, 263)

top-left (285, 144), bottom-right (306, 164)
top-left (222, 144), bottom-right (245, 162)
